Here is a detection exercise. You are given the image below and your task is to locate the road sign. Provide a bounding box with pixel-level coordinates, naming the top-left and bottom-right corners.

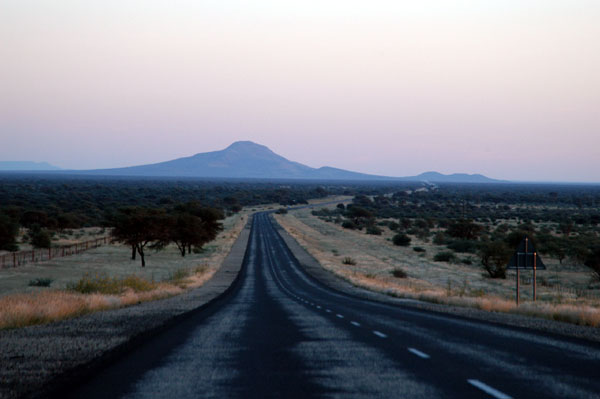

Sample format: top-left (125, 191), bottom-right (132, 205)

top-left (507, 236), bottom-right (546, 270)
top-left (507, 236), bottom-right (545, 305)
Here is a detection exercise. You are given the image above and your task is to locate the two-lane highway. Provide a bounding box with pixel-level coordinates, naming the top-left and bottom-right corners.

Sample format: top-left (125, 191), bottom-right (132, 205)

top-left (67, 212), bottom-right (600, 398)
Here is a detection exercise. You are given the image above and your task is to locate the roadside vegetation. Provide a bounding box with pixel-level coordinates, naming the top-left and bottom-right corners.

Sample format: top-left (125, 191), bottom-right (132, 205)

top-left (276, 184), bottom-right (600, 327)
top-left (0, 210), bottom-right (250, 330)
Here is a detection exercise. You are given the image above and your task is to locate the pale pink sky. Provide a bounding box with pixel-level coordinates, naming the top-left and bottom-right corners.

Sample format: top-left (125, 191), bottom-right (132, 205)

top-left (1, 1), bottom-right (599, 182)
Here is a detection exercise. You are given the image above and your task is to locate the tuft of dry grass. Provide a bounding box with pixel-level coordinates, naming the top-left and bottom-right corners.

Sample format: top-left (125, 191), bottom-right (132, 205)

top-left (0, 266), bottom-right (218, 330)
top-left (0, 291), bottom-right (113, 330)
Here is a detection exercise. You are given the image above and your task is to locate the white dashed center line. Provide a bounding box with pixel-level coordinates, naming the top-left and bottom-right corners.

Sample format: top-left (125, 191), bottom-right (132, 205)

top-left (373, 330), bottom-right (387, 338)
top-left (350, 321), bottom-right (361, 327)
top-left (316, 306), bottom-right (321, 309)
top-left (407, 347), bottom-right (430, 359)
top-left (467, 380), bottom-right (512, 399)
top-left (336, 314), bottom-right (344, 319)
top-left (326, 309), bottom-right (332, 313)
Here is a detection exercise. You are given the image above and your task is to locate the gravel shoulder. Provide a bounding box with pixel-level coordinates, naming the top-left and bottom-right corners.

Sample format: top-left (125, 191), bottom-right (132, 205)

top-left (272, 215), bottom-right (600, 344)
top-left (0, 218), bottom-right (252, 399)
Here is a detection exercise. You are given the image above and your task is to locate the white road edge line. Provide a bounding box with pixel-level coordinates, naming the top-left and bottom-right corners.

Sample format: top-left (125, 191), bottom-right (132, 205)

top-left (351, 321), bottom-right (361, 327)
top-left (407, 347), bottom-right (430, 359)
top-left (373, 330), bottom-right (387, 338)
top-left (336, 314), bottom-right (344, 319)
top-left (467, 380), bottom-right (513, 399)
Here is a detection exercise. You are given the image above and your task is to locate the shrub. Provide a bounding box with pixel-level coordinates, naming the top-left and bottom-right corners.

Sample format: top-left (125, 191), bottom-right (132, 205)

top-left (28, 278), bottom-right (53, 287)
top-left (393, 233), bottom-right (411, 247)
top-left (342, 220), bottom-right (357, 230)
top-left (342, 257), bottom-right (357, 265)
top-left (276, 208), bottom-right (288, 214)
top-left (170, 268), bottom-right (192, 282)
top-left (447, 239), bottom-right (478, 254)
top-left (366, 226), bottom-right (383, 235)
top-left (413, 246), bottom-right (426, 253)
top-left (391, 268), bottom-right (408, 278)
top-left (433, 232), bottom-right (449, 245)
top-left (30, 228), bottom-right (52, 249)
top-left (479, 240), bottom-right (511, 279)
top-left (388, 221), bottom-right (400, 231)
top-left (434, 251), bottom-right (457, 262)
top-left (67, 273), bottom-right (156, 294)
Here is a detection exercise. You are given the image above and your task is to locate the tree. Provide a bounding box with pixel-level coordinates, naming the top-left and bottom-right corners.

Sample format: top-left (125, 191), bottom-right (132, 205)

top-left (0, 214), bottom-right (19, 251)
top-left (479, 241), bottom-right (511, 279)
top-left (584, 247), bottom-right (600, 280)
top-left (111, 208), bottom-right (167, 267)
top-left (171, 203), bottom-right (223, 256)
top-left (29, 225), bottom-right (52, 249)
top-left (447, 219), bottom-right (483, 240)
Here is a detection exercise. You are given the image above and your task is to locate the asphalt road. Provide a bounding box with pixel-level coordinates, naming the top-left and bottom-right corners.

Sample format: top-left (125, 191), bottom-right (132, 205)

top-left (66, 212), bottom-right (600, 399)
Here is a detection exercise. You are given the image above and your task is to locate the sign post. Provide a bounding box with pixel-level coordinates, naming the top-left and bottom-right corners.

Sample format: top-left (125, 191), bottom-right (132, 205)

top-left (507, 236), bottom-right (546, 305)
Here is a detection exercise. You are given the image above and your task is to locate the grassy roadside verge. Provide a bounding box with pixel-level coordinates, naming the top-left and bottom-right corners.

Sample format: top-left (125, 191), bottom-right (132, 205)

top-left (0, 211), bottom-right (250, 330)
top-left (274, 210), bottom-right (600, 327)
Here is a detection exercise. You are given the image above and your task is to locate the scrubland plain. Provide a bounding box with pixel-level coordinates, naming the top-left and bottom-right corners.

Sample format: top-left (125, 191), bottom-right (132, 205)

top-left (275, 207), bottom-right (600, 327)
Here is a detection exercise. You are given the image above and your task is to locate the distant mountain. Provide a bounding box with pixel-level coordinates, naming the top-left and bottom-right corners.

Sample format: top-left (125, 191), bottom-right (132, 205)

top-left (0, 161), bottom-right (61, 171)
top-left (80, 141), bottom-right (391, 180)
top-left (53, 141), bottom-right (502, 183)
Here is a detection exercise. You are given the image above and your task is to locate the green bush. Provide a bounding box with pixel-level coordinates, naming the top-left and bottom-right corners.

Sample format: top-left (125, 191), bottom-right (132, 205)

top-left (366, 226), bottom-right (383, 235)
top-left (342, 220), bottom-right (357, 230)
top-left (28, 278), bottom-right (53, 287)
top-left (413, 246), bottom-right (426, 253)
top-left (392, 233), bottom-right (411, 246)
top-left (30, 228), bottom-right (52, 249)
top-left (391, 268), bottom-right (408, 278)
top-left (447, 239), bottom-right (478, 254)
top-left (434, 251), bottom-right (457, 262)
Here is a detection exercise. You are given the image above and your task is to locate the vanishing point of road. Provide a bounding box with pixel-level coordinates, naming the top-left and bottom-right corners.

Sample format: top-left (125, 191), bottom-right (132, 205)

top-left (67, 212), bottom-right (600, 399)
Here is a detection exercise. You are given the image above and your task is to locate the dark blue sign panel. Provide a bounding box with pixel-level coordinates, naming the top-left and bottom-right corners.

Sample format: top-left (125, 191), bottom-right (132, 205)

top-left (507, 236), bottom-right (546, 270)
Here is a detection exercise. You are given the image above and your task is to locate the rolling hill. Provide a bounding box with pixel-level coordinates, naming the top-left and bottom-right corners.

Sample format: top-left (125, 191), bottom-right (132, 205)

top-left (24, 141), bottom-right (503, 183)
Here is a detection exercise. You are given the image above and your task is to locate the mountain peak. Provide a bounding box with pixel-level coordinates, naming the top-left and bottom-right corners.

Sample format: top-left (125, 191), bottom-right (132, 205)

top-left (225, 141), bottom-right (271, 152)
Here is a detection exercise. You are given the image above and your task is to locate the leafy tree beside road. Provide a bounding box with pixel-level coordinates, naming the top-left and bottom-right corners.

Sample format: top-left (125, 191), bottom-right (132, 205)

top-left (0, 214), bottom-right (19, 252)
top-left (110, 203), bottom-right (224, 266)
top-left (111, 208), bottom-right (169, 267)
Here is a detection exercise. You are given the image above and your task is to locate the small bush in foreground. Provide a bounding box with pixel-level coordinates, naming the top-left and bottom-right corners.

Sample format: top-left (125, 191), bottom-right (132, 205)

top-left (28, 278), bottom-right (53, 287)
top-left (366, 226), bottom-right (383, 235)
top-left (434, 251), bottom-right (456, 262)
top-left (391, 268), bottom-right (408, 278)
top-left (342, 257), bottom-right (357, 265)
top-left (413, 246), bottom-right (425, 253)
top-left (392, 233), bottom-right (411, 247)
top-left (67, 274), bottom-right (156, 295)
top-left (170, 268), bottom-right (192, 282)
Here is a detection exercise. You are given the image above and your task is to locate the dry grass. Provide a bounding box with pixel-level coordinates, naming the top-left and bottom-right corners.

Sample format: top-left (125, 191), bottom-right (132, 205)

top-left (0, 266), bottom-right (218, 330)
top-left (275, 209), bottom-right (600, 327)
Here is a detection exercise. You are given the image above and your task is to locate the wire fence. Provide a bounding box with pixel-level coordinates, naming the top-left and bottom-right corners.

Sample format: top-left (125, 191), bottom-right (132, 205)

top-left (0, 237), bottom-right (110, 269)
